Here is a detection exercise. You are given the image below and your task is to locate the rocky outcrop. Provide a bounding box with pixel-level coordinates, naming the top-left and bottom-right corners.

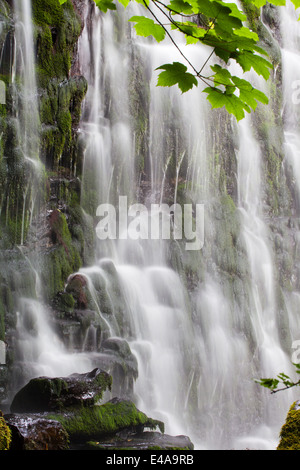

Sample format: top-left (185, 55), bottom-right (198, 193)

top-left (5, 368), bottom-right (193, 451)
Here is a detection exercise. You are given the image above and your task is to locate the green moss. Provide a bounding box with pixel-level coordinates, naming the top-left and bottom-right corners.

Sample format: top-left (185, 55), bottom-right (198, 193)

top-left (48, 400), bottom-right (164, 441)
top-left (0, 413), bottom-right (11, 450)
top-left (41, 244), bottom-right (81, 301)
top-left (33, 0), bottom-right (82, 87)
top-left (32, 0), bottom-right (64, 27)
top-left (277, 402), bottom-right (300, 450)
top-left (240, 0), bottom-right (260, 32)
top-left (39, 76), bottom-right (87, 169)
top-left (54, 291), bottom-right (75, 313)
top-left (40, 211), bottom-right (83, 301)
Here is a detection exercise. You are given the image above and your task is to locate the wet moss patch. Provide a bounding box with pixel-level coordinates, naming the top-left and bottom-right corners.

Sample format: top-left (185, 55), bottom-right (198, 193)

top-left (277, 401), bottom-right (300, 450)
top-left (48, 398), bottom-right (164, 441)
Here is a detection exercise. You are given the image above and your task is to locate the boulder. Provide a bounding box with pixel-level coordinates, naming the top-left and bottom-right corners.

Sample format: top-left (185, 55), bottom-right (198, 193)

top-left (10, 368), bottom-right (112, 413)
top-left (4, 414), bottom-right (69, 450)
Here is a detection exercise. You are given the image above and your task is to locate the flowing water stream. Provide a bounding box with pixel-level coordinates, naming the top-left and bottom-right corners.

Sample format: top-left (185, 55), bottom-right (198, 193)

top-left (7, 0), bottom-right (300, 450)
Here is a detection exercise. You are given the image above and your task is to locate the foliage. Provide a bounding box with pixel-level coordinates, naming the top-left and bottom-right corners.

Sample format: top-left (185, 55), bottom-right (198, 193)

top-left (255, 363), bottom-right (300, 394)
top-left (58, 0), bottom-right (299, 120)
top-left (277, 401), bottom-right (300, 450)
top-left (0, 413), bottom-right (11, 450)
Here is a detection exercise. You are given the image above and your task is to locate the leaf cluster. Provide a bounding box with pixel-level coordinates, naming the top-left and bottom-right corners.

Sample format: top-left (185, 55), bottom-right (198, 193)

top-left (255, 363), bottom-right (300, 394)
top-left (58, 0), bottom-right (300, 120)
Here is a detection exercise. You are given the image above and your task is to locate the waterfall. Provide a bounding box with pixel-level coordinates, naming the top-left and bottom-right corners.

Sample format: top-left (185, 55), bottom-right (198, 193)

top-left (10, 0), bottom-right (43, 244)
top-left (5, 0), bottom-right (300, 451)
top-left (75, 1), bottom-right (198, 435)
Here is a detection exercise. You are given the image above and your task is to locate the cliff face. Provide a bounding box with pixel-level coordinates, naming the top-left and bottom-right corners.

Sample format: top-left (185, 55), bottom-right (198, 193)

top-left (0, 0), bottom-right (299, 449)
top-left (0, 0), bottom-right (92, 399)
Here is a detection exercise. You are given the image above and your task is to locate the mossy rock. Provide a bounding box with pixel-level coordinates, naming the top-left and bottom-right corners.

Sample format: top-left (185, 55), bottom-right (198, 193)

top-left (47, 397), bottom-right (165, 442)
top-left (33, 0), bottom-right (82, 86)
top-left (40, 210), bottom-right (83, 301)
top-left (10, 368), bottom-right (112, 413)
top-left (277, 401), bottom-right (300, 450)
top-left (5, 414), bottom-right (69, 450)
top-left (0, 412), bottom-right (11, 450)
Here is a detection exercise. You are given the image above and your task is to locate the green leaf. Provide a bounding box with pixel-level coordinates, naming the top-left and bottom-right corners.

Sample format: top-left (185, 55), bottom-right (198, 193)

top-left (254, 378), bottom-right (280, 390)
top-left (94, 0), bottom-right (117, 12)
top-left (202, 0), bottom-right (244, 34)
top-left (203, 87), bottom-right (247, 121)
top-left (210, 64), bottom-right (233, 87)
top-left (171, 20), bottom-right (207, 41)
top-left (118, 0), bottom-right (130, 7)
top-left (134, 0), bottom-right (150, 6)
top-left (233, 51), bottom-right (273, 80)
top-left (58, 0), bottom-right (67, 4)
top-left (233, 26), bottom-right (259, 41)
top-left (169, 0), bottom-right (195, 14)
top-left (129, 16), bottom-right (166, 42)
top-left (156, 62), bottom-right (198, 93)
top-left (186, 35), bottom-right (201, 45)
top-left (232, 76), bottom-right (269, 110)
top-left (243, 0), bottom-right (285, 6)
top-left (201, 29), bottom-right (263, 63)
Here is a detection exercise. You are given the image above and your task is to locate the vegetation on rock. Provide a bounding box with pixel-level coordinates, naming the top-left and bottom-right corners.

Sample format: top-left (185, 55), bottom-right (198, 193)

top-left (277, 401), bottom-right (300, 450)
top-left (0, 412), bottom-right (11, 450)
top-left (47, 398), bottom-right (165, 441)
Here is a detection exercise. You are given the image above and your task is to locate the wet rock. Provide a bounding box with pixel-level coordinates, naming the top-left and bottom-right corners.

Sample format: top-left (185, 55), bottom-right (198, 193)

top-left (100, 337), bottom-right (138, 398)
top-left (10, 368), bottom-right (112, 413)
top-left (84, 431), bottom-right (194, 450)
top-left (101, 337), bottom-right (133, 359)
top-left (4, 414), bottom-right (69, 450)
top-left (66, 274), bottom-right (89, 309)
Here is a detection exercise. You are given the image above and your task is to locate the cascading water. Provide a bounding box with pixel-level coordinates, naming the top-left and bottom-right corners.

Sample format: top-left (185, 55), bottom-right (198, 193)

top-left (6, 0), bottom-right (300, 451)
top-left (75, 1), bottom-right (199, 435)
top-left (11, 0), bottom-right (43, 244)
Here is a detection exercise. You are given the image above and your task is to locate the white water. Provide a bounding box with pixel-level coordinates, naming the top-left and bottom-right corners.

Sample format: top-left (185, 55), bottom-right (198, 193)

top-left (281, 2), bottom-right (300, 207)
top-left (11, 0), bottom-right (300, 450)
top-left (12, 0), bottom-right (42, 244)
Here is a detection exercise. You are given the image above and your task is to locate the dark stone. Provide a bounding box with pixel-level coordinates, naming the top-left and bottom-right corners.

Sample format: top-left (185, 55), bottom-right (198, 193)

top-left (4, 414), bottom-right (69, 450)
top-left (10, 368), bottom-right (112, 413)
top-left (83, 431), bottom-right (194, 450)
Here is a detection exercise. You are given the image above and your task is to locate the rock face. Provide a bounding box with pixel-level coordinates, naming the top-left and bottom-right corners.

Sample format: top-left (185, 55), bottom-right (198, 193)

top-left (10, 368), bottom-right (112, 413)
